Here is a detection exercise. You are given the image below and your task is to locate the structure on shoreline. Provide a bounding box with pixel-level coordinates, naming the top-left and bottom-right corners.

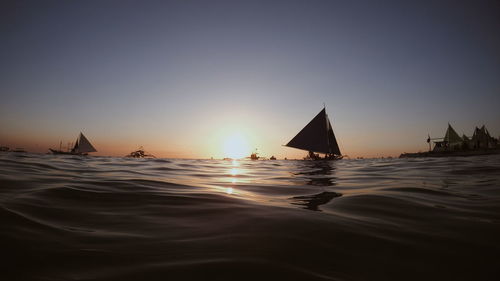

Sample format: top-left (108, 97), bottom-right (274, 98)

top-left (431, 124), bottom-right (498, 152)
top-left (401, 124), bottom-right (499, 158)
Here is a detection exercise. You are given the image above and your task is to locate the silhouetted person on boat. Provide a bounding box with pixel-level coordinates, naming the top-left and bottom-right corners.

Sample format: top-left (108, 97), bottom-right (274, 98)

top-left (308, 151), bottom-right (320, 160)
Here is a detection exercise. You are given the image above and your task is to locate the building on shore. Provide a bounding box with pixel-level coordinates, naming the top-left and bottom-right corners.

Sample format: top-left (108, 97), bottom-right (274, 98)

top-left (431, 124), bottom-right (498, 152)
top-left (400, 123), bottom-right (499, 158)
top-left (432, 124), bottom-right (463, 152)
top-left (470, 125), bottom-right (498, 149)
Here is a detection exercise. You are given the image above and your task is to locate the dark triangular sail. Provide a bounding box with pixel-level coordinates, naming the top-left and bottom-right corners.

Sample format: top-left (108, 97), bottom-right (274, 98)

top-left (74, 132), bottom-right (97, 153)
top-left (444, 124), bottom-right (462, 144)
top-left (286, 108), bottom-right (341, 155)
top-left (70, 137), bottom-right (79, 153)
top-left (326, 118), bottom-right (341, 155)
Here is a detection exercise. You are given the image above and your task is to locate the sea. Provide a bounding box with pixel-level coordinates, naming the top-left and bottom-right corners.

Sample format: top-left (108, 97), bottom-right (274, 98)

top-left (1, 152), bottom-right (499, 281)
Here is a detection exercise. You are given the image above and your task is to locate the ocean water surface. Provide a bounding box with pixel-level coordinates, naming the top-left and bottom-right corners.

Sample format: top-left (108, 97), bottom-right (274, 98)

top-left (1, 152), bottom-right (499, 280)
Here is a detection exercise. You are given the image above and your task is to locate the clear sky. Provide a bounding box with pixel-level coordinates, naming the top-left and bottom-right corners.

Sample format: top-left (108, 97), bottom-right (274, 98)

top-left (1, 0), bottom-right (499, 158)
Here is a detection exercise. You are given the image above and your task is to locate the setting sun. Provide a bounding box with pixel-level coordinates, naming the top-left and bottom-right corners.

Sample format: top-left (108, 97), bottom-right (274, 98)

top-left (222, 133), bottom-right (250, 159)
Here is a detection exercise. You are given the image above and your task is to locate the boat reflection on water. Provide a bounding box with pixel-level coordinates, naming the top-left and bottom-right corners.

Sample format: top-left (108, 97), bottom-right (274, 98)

top-left (294, 160), bottom-right (338, 186)
top-left (218, 159), bottom-right (311, 205)
top-left (290, 160), bottom-right (342, 211)
top-left (206, 159), bottom-right (342, 211)
top-left (291, 191), bottom-right (341, 211)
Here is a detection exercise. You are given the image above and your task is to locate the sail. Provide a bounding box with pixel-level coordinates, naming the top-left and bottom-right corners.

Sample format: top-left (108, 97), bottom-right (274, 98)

top-left (481, 125), bottom-right (491, 138)
top-left (286, 108), bottom-right (341, 155)
top-left (444, 124), bottom-right (462, 144)
top-left (71, 137), bottom-right (79, 152)
top-left (326, 118), bottom-right (341, 155)
top-left (74, 132), bottom-right (97, 153)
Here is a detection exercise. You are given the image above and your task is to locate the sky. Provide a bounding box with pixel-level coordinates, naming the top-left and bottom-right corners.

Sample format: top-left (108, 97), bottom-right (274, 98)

top-left (1, 0), bottom-right (499, 159)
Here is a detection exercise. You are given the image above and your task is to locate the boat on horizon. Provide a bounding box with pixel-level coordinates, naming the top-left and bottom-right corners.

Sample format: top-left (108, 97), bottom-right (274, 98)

top-left (125, 146), bottom-right (155, 158)
top-left (249, 149), bottom-right (259, 160)
top-left (49, 132), bottom-right (97, 156)
top-left (285, 107), bottom-right (343, 160)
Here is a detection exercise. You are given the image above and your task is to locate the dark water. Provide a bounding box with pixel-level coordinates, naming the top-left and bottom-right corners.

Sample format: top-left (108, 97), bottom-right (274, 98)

top-left (1, 153), bottom-right (500, 280)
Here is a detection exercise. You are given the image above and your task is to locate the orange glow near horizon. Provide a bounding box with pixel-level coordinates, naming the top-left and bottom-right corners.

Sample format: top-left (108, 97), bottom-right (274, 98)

top-left (0, 133), bottom-right (418, 159)
top-left (0, 122), bottom-right (432, 159)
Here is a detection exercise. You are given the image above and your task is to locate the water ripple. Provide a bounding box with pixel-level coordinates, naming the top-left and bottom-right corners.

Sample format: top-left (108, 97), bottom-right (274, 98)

top-left (1, 152), bottom-right (500, 280)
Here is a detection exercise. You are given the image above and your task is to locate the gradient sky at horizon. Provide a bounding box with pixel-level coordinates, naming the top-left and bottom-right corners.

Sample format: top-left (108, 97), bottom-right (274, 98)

top-left (1, 0), bottom-right (499, 158)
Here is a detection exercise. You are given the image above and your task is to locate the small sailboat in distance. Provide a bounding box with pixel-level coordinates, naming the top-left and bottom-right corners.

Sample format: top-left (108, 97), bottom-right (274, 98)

top-left (50, 132), bottom-right (97, 155)
top-left (285, 107), bottom-right (342, 160)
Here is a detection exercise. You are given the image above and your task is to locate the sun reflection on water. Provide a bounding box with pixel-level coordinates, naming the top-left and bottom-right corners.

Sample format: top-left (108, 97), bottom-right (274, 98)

top-left (212, 159), bottom-right (261, 199)
top-left (229, 159), bottom-right (241, 179)
top-left (222, 159), bottom-right (241, 195)
top-left (230, 167), bottom-right (239, 176)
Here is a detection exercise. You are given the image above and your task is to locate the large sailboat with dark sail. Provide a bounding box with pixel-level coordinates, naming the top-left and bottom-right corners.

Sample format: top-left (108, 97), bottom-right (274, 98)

top-left (285, 107), bottom-right (342, 160)
top-left (49, 132), bottom-right (97, 156)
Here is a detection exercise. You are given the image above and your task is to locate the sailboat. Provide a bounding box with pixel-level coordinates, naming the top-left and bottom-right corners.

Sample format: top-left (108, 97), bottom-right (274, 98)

top-left (285, 107), bottom-right (342, 160)
top-left (49, 132), bottom-right (97, 155)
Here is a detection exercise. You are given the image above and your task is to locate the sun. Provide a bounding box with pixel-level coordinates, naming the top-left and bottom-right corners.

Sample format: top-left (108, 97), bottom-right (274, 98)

top-left (222, 133), bottom-right (249, 159)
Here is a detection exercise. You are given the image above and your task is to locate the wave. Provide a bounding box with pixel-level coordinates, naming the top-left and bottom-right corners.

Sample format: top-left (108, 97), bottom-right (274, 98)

top-left (1, 153), bottom-right (500, 280)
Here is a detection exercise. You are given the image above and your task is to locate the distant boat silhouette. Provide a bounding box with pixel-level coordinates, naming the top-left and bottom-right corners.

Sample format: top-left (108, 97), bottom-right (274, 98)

top-left (246, 149), bottom-right (260, 160)
top-left (250, 152), bottom-right (259, 160)
top-left (50, 132), bottom-right (97, 155)
top-left (125, 146), bottom-right (155, 158)
top-left (285, 107), bottom-right (342, 160)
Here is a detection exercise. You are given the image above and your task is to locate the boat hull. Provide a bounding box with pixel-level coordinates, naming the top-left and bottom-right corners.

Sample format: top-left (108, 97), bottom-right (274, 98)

top-left (49, 149), bottom-right (88, 156)
top-left (304, 155), bottom-right (343, 161)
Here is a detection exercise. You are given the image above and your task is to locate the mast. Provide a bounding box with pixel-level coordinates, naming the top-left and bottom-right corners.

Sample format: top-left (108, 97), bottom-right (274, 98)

top-left (427, 134), bottom-right (431, 152)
